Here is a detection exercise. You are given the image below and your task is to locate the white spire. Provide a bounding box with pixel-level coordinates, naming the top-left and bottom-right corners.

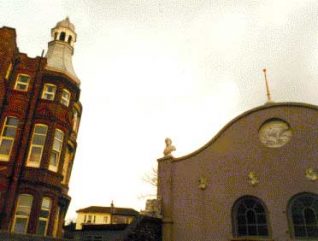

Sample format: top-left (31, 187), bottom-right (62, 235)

top-left (45, 17), bottom-right (80, 85)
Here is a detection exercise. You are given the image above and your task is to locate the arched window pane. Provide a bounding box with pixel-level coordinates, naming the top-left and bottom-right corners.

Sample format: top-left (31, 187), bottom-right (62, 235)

top-left (233, 196), bottom-right (269, 237)
top-left (247, 225), bottom-right (257, 236)
top-left (290, 193), bottom-right (318, 238)
top-left (247, 210), bottom-right (256, 224)
top-left (257, 214), bottom-right (267, 224)
top-left (255, 203), bottom-right (265, 213)
top-left (304, 208), bottom-right (316, 225)
top-left (237, 205), bottom-right (246, 214)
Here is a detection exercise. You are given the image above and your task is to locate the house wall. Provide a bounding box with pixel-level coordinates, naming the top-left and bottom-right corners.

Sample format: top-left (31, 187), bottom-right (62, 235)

top-left (76, 213), bottom-right (112, 229)
top-left (76, 212), bottom-right (135, 230)
top-left (158, 103), bottom-right (318, 241)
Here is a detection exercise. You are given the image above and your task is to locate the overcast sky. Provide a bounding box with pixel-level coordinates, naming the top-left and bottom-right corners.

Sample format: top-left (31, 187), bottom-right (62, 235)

top-left (1, 0), bottom-right (318, 220)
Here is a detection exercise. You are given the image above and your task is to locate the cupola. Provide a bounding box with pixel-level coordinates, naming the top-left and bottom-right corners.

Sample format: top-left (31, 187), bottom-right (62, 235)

top-left (45, 17), bottom-right (80, 85)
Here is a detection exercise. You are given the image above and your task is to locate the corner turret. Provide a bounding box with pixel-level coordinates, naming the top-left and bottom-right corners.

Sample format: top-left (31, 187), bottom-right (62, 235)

top-left (46, 17), bottom-right (80, 85)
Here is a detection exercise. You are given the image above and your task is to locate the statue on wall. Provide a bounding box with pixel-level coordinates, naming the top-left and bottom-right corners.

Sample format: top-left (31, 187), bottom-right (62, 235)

top-left (198, 176), bottom-right (208, 190)
top-left (163, 138), bottom-right (176, 157)
top-left (248, 171), bottom-right (259, 186)
top-left (305, 168), bottom-right (318, 181)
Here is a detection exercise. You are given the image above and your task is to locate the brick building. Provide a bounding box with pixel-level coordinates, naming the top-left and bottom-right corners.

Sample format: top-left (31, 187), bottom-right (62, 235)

top-left (0, 18), bottom-right (82, 238)
top-left (158, 102), bottom-right (318, 241)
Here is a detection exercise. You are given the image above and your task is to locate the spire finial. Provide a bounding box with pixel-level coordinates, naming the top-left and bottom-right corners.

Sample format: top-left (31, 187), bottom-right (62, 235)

top-left (263, 68), bottom-right (272, 103)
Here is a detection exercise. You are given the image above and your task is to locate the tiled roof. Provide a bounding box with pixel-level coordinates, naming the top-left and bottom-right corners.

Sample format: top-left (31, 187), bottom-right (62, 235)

top-left (76, 206), bottom-right (139, 216)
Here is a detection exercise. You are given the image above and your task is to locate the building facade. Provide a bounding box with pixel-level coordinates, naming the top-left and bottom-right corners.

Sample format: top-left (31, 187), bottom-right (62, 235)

top-left (158, 102), bottom-right (318, 241)
top-left (75, 204), bottom-right (139, 230)
top-left (0, 18), bottom-right (82, 237)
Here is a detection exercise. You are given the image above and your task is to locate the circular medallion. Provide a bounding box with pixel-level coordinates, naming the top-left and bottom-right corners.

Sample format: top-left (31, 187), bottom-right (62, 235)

top-left (259, 119), bottom-right (292, 148)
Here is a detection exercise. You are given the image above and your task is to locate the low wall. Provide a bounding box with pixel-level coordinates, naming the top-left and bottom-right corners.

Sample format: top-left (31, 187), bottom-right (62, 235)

top-left (0, 231), bottom-right (71, 241)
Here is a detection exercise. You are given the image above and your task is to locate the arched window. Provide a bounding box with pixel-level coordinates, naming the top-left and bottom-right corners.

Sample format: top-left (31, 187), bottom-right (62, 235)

top-left (12, 194), bottom-right (33, 233)
top-left (289, 193), bottom-right (318, 238)
top-left (59, 32), bottom-right (66, 41)
top-left (232, 196), bottom-right (269, 237)
top-left (54, 32), bottom-right (58, 40)
top-left (37, 197), bottom-right (52, 235)
top-left (68, 35), bottom-right (72, 44)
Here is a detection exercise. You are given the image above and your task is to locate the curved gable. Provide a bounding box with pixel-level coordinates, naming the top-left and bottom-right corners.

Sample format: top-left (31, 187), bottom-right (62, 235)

top-left (172, 102), bottom-right (318, 162)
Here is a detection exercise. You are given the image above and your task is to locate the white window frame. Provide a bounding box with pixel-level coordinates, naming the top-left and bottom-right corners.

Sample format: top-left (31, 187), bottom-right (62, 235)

top-left (0, 116), bottom-right (19, 161)
top-left (12, 194), bottom-right (33, 233)
top-left (49, 129), bottom-right (64, 172)
top-left (60, 89), bottom-right (71, 107)
top-left (37, 197), bottom-right (51, 235)
top-left (26, 124), bottom-right (48, 167)
top-left (14, 74), bottom-right (31, 91)
top-left (41, 83), bottom-right (57, 100)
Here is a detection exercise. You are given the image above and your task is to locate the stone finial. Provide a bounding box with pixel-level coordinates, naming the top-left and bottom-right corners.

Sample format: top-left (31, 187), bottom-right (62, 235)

top-left (163, 138), bottom-right (176, 157)
top-left (305, 168), bottom-right (318, 181)
top-left (248, 171), bottom-right (259, 186)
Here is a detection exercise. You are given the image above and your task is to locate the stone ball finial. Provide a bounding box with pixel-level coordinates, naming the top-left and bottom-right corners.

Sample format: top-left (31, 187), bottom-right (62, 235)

top-left (163, 138), bottom-right (176, 157)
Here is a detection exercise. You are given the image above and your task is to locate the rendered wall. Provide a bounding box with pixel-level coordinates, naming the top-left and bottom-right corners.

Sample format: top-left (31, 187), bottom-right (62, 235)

top-left (158, 103), bottom-right (318, 241)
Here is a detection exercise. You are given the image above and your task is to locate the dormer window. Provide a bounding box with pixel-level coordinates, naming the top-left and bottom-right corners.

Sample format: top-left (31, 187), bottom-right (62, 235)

top-left (60, 89), bottom-right (71, 107)
top-left (14, 74), bottom-right (30, 91)
top-left (41, 84), bottom-right (57, 100)
top-left (59, 32), bottom-right (66, 41)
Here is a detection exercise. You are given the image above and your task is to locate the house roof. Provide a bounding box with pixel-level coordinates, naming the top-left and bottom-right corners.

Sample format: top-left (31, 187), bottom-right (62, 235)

top-left (76, 206), bottom-right (139, 216)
